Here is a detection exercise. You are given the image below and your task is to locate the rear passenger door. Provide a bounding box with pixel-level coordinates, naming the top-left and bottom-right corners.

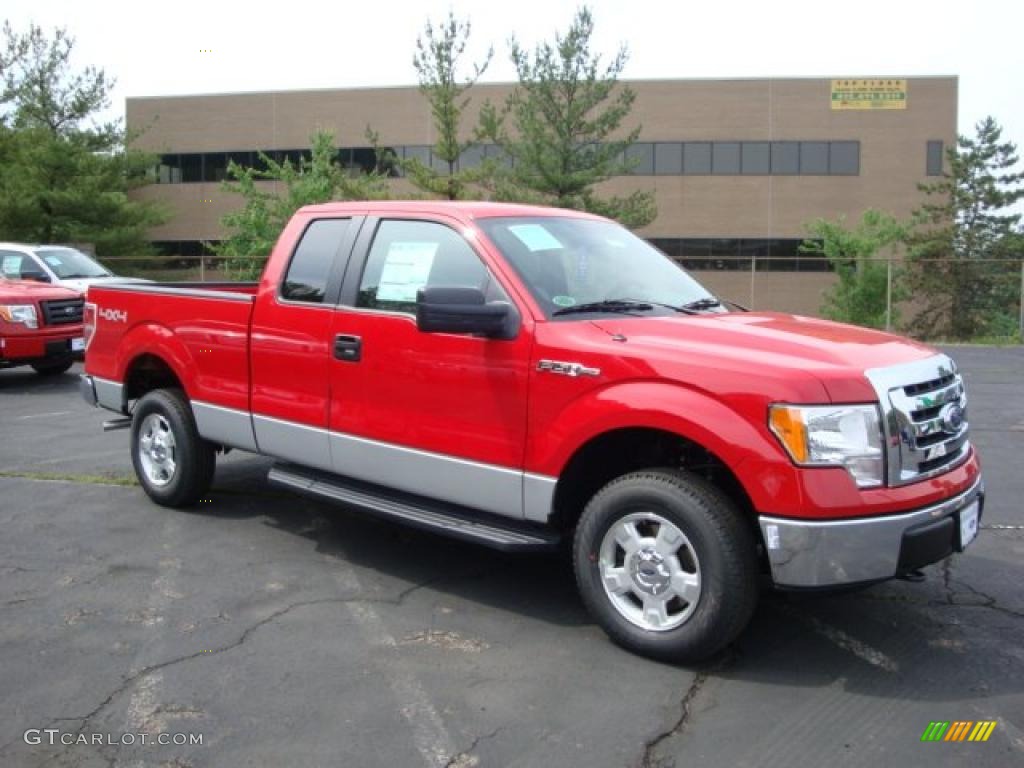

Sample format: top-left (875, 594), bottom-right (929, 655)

top-left (326, 216), bottom-right (534, 520)
top-left (250, 216), bottom-right (360, 471)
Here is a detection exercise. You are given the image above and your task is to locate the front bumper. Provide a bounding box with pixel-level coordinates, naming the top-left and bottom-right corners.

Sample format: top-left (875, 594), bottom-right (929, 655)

top-left (759, 476), bottom-right (984, 588)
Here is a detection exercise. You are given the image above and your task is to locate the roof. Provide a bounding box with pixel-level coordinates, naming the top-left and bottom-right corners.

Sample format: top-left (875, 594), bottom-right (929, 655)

top-left (297, 200), bottom-right (604, 221)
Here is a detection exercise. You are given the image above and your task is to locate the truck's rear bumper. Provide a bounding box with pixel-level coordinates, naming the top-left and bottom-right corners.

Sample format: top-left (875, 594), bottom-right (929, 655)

top-left (759, 475), bottom-right (984, 588)
top-left (79, 374), bottom-right (124, 413)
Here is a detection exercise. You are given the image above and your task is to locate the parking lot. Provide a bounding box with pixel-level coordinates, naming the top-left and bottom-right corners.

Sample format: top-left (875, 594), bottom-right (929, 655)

top-left (1, 346), bottom-right (1022, 767)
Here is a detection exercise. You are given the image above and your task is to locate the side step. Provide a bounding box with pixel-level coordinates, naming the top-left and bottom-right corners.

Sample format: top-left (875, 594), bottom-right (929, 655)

top-left (267, 465), bottom-right (561, 553)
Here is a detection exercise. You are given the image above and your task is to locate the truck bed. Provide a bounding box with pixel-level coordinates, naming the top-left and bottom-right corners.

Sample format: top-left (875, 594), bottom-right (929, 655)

top-left (85, 281), bottom-right (259, 414)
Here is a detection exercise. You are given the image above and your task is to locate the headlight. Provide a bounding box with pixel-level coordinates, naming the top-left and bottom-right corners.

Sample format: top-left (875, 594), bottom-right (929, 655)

top-left (769, 404), bottom-right (884, 488)
top-left (0, 304), bottom-right (38, 329)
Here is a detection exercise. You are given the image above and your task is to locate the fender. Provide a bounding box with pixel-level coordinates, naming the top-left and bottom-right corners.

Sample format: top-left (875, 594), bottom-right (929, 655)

top-left (115, 322), bottom-right (197, 401)
top-left (527, 379), bottom-right (803, 514)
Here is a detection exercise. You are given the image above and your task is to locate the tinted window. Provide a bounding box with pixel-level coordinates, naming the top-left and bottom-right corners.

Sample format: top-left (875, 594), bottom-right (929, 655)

top-left (741, 142), bottom-right (770, 175)
top-left (625, 143), bottom-right (654, 175)
top-left (771, 142), bottom-right (800, 175)
top-left (459, 145), bottom-right (485, 170)
top-left (712, 142), bottom-right (741, 175)
top-left (800, 142), bottom-right (829, 174)
top-left (829, 141), bottom-right (859, 175)
top-left (926, 140), bottom-right (944, 176)
top-left (281, 219), bottom-right (350, 303)
top-left (683, 142), bottom-right (712, 174)
top-left (654, 143), bottom-right (683, 175)
top-left (358, 220), bottom-right (489, 314)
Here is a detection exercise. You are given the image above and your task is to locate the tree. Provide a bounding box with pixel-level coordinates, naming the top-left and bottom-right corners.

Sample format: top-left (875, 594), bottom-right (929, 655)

top-left (479, 7), bottom-right (656, 228)
top-left (216, 130), bottom-right (391, 278)
top-left (400, 12), bottom-right (492, 200)
top-left (801, 209), bottom-right (906, 330)
top-left (905, 116), bottom-right (1024, 339)
top-left (0, 22), bottom-right (164, 255)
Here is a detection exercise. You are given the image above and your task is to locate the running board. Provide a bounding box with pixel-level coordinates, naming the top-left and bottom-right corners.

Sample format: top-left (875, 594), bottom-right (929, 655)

top-left (267, 465), bottom-right (561, 552)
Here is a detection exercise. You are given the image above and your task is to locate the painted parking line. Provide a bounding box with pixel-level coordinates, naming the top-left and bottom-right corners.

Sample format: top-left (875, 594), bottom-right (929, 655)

top-left (16, 411), bottom-right (73, 420)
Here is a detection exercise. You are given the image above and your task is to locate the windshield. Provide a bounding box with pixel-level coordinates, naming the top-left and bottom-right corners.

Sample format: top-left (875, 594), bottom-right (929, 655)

top-left (477, 216), bottom-right (721, 319)
top-left (33, 247), bottom-right (111, 279)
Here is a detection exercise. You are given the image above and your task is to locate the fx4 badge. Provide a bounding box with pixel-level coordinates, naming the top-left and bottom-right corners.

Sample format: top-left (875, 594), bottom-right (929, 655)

top-left (98, 308), bottom-right (128, 323)
top-left (537, 359), bottom-right (601, 378)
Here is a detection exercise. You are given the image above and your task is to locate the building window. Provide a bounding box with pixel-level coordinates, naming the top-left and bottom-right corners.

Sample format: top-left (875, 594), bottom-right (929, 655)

top-left (741, 142), bottom-right (770, 175)
top-left (653, 143), bottom-right (683, 175)
top-left (926, 140), bottom-right (944, 176)
top-left (683, 142), bottom-right (712, 174)
top-left (829, 141), bottom-right (860, 175)
top-left (624, 142), bottom-right (654, 175)
top-left (770, 142), bottom-right (800, 175)
top-left (647, 238), bottom-right (833, 273)
top-left (799, 142), bottom-right (829, 175)
top-left (712, 142), bottom-right (741, 175)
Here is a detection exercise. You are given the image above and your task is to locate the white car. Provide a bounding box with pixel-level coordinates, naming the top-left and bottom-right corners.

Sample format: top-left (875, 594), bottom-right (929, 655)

top-left (0, 243), bottom-right (150, 295)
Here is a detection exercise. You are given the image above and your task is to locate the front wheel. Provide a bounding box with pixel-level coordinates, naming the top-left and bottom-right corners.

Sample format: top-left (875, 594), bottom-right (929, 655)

top-left (573, 469), bottom-right (759, 662)
top-left (31, 357), bottom-right (73, 376)
top-left (131, 388), bottom-right (216, 507)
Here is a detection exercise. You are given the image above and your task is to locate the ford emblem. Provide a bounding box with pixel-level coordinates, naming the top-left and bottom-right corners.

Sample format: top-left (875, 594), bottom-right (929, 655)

top-left (940, 403), bottom-right (964, 433)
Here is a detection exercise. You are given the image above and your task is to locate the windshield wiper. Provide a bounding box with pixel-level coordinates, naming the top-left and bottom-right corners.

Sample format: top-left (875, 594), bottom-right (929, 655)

top-left (552, 299), bottom-right (654, 317)
top-left (677, 297), bottom-right (723, 313)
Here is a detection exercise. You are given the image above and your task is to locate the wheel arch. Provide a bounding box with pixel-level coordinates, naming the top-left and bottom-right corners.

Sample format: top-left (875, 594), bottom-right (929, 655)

top-left (115, 324), bottom-right (196, 407)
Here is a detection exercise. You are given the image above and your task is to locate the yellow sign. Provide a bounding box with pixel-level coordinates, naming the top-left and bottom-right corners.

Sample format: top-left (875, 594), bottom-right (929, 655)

top-left (831, 79), bottom-right (907, 110)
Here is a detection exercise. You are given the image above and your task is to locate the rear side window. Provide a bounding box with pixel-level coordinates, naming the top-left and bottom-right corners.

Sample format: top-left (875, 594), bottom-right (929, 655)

top-left (281, 218), bottom-right (350, 303)
top-left (357, 220), bottom-right (490, 314)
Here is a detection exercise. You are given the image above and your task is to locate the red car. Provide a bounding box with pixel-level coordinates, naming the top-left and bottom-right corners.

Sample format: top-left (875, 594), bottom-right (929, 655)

top-left (0, 276), bottom-right (84, 375)
top-left (81, 201), bottom-right (982, 661)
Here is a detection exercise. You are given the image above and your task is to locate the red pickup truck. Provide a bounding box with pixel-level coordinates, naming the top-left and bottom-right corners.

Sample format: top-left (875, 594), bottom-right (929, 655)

top-left (0, 276), bottom-right (84, 375)
top-left (81, 201), bottom-right (983, 660)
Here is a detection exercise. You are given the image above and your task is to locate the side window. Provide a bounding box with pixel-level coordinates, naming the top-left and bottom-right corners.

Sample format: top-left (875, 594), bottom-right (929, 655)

top-left (357, 220), bottom-right (491, 314)
top-left (281, 218), bottom-right (350, 303)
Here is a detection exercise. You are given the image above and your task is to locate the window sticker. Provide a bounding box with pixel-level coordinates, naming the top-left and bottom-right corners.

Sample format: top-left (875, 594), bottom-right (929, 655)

top-left (2, 256), bottom-right (20, 275)
top-left (43, 255), bottom-right (63, 267)
top-left (376, 241), bottom-right (438, 302)
top-left (552, 295), bottom-right (577, 307)
top-left (508, 224), bottom-right (564, 252)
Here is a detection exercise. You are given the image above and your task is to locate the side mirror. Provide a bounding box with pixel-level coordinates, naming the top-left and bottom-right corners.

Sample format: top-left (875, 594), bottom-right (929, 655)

top-left (416, 286), bottom-right (518, 340)
top-left (23, 272), bottom-right (51, 283)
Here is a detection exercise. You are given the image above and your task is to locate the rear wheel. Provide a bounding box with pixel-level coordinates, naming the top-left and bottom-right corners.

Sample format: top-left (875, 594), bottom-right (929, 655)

top-left (131, 388), bottom-right (215, 507)
top-left (573, 468), bottom-right (758, 662)
top-left (31, 357), bottom-right (73, 376)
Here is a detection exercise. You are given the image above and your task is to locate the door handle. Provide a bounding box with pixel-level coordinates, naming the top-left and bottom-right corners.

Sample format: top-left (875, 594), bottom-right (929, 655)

top-left (333, 334), bottom-right (362, 362)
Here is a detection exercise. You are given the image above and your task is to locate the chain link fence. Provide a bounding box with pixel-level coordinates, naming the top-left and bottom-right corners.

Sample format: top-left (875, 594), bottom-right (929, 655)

top-left (101, 254), bottom-right (1024, 341)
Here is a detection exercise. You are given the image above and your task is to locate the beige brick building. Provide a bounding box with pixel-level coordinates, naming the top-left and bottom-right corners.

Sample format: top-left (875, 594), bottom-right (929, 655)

top-left (127, 76), bottom-right (956, 314)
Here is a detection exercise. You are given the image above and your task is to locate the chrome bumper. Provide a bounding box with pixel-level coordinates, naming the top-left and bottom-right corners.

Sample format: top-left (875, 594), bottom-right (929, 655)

top-left (79, 374), bottom-right (125, 413)
top-left (758, 477), bottom-right (984, 588)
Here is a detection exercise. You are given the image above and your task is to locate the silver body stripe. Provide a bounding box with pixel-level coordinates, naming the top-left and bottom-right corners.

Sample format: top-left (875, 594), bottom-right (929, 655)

top-left (199, 403), bottom-right (556, 522)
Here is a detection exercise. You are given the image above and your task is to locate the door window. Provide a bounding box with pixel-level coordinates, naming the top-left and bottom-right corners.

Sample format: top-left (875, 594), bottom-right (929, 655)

top-left (357, 220), bottom-right (494, 314)
top-left (280, 218), bottom-right (350, 303)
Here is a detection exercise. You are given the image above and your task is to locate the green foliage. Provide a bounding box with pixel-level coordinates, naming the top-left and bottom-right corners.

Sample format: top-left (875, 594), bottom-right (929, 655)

top-left (215, 130), bottom-right (391, 279)
top-left (0, 22), bottom-right (165, 256)
top-left (478, 7), bottom-right (656, 228)
top-left (905, 116), bottom-right (1024, 339)
top-left (801, 210), bottom-right (906, 330)
top-left (400, 12), bottom-right (492, 200)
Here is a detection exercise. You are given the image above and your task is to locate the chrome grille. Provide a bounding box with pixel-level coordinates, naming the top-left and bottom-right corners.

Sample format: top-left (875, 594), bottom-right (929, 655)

top-left (865, 355), bottom-right (971, 486)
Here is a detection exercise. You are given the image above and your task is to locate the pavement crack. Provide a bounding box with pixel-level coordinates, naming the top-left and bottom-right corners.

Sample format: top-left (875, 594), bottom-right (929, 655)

top-left (636, 649), bottom-right (737, 768)
top-left (444, 726), bottom-right (504, 768)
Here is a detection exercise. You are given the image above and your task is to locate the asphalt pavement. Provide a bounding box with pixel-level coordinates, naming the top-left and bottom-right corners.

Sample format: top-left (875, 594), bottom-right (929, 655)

top-left (0, 346), bottom-right (1022, 767)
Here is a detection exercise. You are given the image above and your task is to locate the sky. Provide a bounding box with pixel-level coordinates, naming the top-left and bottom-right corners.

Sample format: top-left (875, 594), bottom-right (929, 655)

top-left (4, 0), bottom-right (1024, 167)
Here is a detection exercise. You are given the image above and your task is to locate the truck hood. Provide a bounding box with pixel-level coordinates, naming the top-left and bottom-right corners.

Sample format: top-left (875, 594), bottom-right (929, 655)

top-left (590, 311), bottom-right (938, 402)
top-left (0, 277), bottom-right (81, 301)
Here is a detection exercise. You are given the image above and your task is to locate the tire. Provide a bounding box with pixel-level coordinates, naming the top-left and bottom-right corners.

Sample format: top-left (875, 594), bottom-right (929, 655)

top-left (131, 388), bottom-right (216, 507)
top-left (573, 468), bottom-right (758, 662)
top-left (31, 357), bottom-right (73, 376)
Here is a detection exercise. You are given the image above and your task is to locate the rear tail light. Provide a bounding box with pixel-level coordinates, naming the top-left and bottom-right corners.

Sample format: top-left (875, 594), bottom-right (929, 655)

top-left (83, 302), bottom-right (96, 350)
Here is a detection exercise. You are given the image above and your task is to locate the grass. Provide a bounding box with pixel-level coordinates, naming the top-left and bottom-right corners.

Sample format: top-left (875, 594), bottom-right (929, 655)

top-left (0, 470), bottom-right (138, 487)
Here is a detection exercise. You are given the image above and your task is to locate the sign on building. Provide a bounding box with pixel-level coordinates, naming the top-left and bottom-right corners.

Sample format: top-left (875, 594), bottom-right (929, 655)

top-left (831, 79), bottom-right (907, 110)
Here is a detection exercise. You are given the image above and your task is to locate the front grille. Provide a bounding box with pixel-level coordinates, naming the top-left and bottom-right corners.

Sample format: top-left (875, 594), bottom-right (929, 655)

top-left (869, 356), bottom-right (970, 486)
top-left (40, 297), bottom-right (84, 326)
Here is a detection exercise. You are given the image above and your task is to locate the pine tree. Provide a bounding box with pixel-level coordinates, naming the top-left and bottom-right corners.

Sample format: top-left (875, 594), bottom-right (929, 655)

top-left (479, 7), bottom-right (656, 228)
top-left (906, 117), bottom-right (1024, 339)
